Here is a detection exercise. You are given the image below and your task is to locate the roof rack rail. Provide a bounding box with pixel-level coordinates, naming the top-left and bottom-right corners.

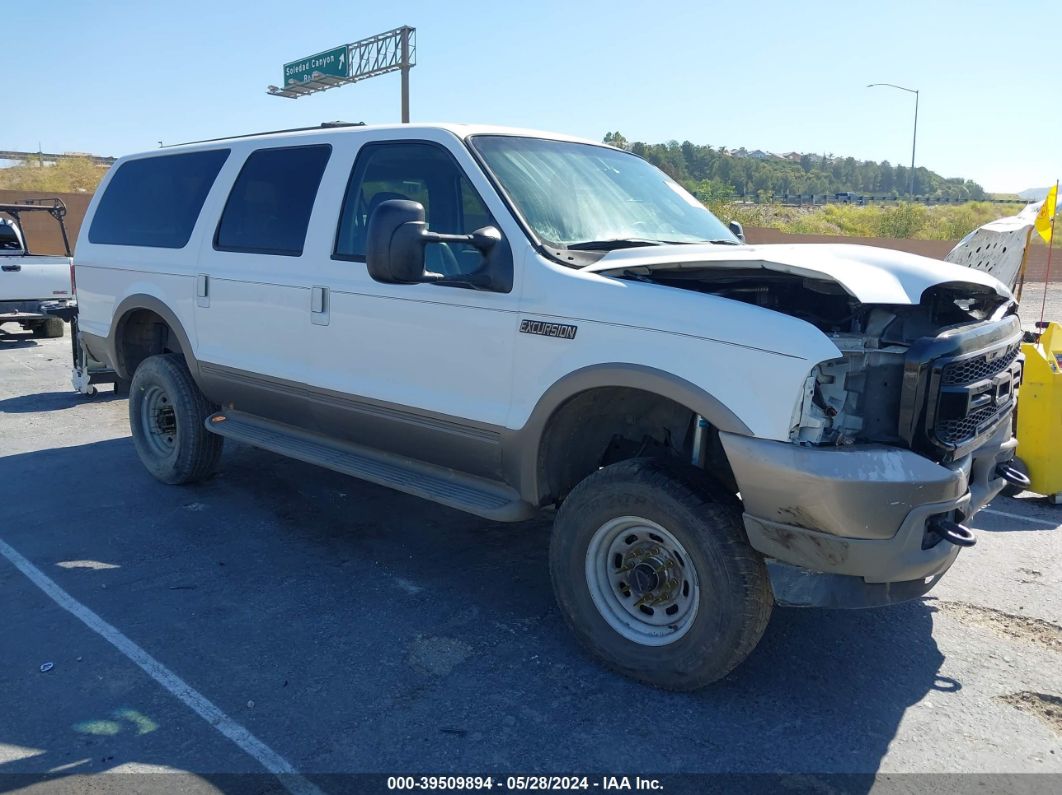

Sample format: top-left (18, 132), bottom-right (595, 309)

top-left (164, 121), bottom-right (366, 148)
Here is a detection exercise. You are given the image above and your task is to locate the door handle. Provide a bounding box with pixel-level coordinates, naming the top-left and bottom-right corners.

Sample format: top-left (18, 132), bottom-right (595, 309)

top-left (310, 285), bottom-right (329, 326)
top-left (1, 263), bottom-right (21, 272)
top-left (196, 274), bottom-right (209, 308)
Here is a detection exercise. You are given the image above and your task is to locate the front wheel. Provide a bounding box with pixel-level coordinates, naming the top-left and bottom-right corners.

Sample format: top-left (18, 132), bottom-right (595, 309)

top-left (549, 458), bottom-right (772, 690)
top-left (128, 354), bottom-right (223, 484)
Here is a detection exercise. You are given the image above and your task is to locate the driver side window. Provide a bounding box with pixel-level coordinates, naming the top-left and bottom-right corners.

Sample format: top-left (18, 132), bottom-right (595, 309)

top-left (334, 142), bottom-right (493, 278)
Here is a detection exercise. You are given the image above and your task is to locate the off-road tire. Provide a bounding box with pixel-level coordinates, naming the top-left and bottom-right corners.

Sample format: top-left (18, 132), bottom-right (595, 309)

top-left (550, 458), bottom-right (772, 690)
top-left (128, 354), bottom-right (222, 484)
top-left (31, 318), bottom-right (65, 338)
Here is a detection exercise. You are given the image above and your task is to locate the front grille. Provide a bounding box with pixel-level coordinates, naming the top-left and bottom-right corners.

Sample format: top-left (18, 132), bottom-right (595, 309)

top-left (928, 340), bottom-right (1022, 455)
top-left (940, 342), bottom-right (1021, 386)
top-left (935, 401), bottom-right (1011, 446)
top-left (898, 316), bottom-right (1023, 460)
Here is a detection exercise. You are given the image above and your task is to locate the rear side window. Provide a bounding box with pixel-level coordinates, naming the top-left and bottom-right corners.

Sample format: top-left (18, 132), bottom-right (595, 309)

top-left (88, 150), bottom-right (229, 248)
top-left (215, 145), bottom-right (331, 256)
top-left (0, 222), bottom-right (21, 251)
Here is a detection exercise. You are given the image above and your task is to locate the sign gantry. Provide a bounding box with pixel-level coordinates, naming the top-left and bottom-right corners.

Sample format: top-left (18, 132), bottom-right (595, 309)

top-left (267, 26), bottom-right (416, 122)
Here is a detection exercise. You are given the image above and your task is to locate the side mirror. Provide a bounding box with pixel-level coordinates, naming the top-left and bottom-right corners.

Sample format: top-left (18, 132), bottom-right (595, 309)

top-left (366, 199), bottom-right (501, 285)
top-left (728, 220), bottom-right (745, 243)
top-left (366, 199), bottom-right (430, 283)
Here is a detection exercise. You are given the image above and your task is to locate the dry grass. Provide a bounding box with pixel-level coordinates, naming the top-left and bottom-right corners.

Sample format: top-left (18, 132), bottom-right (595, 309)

top-left (716, 201), bottom-right (1027, 241)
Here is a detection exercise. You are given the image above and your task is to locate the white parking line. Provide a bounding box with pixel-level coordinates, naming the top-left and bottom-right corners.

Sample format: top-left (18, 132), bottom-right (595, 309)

top-left (980, 508), bottom-right (1059, 528)
top-left (0, 536), bottom-right (324, 795)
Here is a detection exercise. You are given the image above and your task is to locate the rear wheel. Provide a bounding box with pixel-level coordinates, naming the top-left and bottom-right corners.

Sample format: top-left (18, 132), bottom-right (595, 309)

top-left (128, 354), bottom-right (222, 484)
top-left (549, 458), bottom-right (773, 690)
top-left (31, 318), bottom-right (64, 338)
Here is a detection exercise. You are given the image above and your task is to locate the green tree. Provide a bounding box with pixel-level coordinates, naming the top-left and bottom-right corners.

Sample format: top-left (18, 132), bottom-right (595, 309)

top-left (602, 132), bottom-right (985, 201)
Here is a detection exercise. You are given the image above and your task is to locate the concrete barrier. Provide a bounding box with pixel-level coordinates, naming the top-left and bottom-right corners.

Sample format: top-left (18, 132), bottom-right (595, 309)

top-left (0, 190), bottom-right (91, 256)
top-left (2, 191), bottom-right (1056, 284)
top-left (745, 227), bottom-right (1057, 283)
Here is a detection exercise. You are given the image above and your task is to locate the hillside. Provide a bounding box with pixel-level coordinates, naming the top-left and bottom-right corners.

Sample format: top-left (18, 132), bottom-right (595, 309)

top-left (604, 132), bottom-right (986, 202)
top-left (0, 157), bottom-right (104, 193)
top-left (1018, 187), bottom-right (1050, 201)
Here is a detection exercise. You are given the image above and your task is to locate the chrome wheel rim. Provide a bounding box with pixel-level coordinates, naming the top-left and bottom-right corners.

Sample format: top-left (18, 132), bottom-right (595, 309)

top-left (585, 516), bottom-right (700, 646)
top-left (140, 385), bottom-right (177, 457)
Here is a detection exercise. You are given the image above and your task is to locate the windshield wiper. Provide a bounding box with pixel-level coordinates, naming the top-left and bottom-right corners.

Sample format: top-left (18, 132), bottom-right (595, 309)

top-left (565, 238), bottom-right (670, 251)
top-left (566, 237), bottom-right (741, 251)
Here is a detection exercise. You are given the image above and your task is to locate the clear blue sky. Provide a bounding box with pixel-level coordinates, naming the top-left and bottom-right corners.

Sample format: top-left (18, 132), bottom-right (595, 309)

top-left (4, 0), bottom-right (1059, 193)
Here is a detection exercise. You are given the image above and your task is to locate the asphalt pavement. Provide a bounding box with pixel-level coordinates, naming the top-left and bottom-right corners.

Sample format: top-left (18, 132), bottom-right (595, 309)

top-left (1, 325), bottom-right (1059, 794)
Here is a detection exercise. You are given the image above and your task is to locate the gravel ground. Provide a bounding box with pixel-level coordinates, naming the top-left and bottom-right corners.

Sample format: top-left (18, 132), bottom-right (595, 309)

top-left (1017, 280), bottom-right (1062, 330)
top-left (0, 326), bottom-right (1059, 794)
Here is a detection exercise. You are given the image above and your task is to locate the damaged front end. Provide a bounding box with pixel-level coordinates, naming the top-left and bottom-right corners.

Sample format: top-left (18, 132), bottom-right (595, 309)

top-left (616, 260), bottom-right (1021, 462)
top-left (606, 256), bottom-right (1025, 607)
top-left (789, 282), bottom-right (1022, 467)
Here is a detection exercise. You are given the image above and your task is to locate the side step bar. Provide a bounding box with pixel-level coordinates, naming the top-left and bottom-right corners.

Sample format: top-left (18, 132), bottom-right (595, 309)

top-left (205, 410), bottom-right (536, 522)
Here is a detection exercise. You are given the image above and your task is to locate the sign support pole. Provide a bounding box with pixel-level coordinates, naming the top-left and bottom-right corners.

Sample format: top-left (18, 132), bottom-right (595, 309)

top-left (400, 26), bottom-right (411, 123)
top-left (1038, 179), bottom-right (1059, 331)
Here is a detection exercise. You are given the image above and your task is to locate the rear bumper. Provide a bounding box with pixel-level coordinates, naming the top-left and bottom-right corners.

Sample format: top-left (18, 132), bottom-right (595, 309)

top-left (720, 422), bottom-right (1016, 606)
top-left (0, 299), bottom-right (72, 321)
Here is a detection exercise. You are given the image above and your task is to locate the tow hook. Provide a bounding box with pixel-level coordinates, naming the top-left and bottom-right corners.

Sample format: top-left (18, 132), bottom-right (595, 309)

top-left (995, 462), bottom-right (1031, 491)
top-left (928, 516), bottom-right (977, 548)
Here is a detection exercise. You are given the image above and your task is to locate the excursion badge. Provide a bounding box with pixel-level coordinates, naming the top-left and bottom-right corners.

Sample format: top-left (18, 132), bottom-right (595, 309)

top-left (519, 319), bottom-right (577, 340)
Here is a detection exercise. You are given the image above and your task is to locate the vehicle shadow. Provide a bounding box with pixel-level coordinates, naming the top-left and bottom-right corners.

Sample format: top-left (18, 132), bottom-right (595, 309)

top-left (0, 391), bottom-right (122, 414)
top-left (0, 439), bottom-right (950, 789)
top-left (970, 497), bottom-right (1060, 532)
top-left (0, 335), bottom-right (39, 349)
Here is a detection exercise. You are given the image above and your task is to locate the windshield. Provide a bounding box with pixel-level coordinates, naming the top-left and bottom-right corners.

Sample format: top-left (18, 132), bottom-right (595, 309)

top-left (469, 136), bottom-right (737, 253)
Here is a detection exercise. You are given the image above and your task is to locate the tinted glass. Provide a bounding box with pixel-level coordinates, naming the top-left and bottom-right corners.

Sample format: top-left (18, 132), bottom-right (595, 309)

top-left (335, 143), bottom-right (493, 277)
top-left (470, 136), bottom-right (736, 250)
top-left (0, 222), bottom-right (21, 250)
top-left (88, 150), bottom-right (229, 248)
top-left (216, 145), bottom-right (331, 256)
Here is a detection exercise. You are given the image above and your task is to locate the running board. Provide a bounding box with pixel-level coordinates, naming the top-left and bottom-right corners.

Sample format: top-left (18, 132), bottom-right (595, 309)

top-left (205, 410), bottom-right (535, 522)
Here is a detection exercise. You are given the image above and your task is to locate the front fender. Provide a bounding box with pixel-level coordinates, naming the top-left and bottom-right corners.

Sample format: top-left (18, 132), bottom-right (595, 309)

top-left (504, 363), bottom-right (752, 504)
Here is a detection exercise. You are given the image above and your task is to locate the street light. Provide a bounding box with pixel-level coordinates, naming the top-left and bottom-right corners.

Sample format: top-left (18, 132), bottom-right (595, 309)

top-left (868, 83), bottom-right (919, 199)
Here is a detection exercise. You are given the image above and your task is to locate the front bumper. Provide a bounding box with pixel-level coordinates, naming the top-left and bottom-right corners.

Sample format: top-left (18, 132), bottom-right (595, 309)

top-left (720, 422), bottom-right (1016, 607)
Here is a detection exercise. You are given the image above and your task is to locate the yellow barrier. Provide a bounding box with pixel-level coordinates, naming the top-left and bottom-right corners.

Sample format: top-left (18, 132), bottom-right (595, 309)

top-left (1015, 321), bottom-right (1062, 502)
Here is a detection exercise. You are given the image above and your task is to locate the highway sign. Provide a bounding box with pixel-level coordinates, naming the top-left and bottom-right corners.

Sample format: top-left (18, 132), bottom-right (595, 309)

top-left (284, 46), bottom-right (349, 86)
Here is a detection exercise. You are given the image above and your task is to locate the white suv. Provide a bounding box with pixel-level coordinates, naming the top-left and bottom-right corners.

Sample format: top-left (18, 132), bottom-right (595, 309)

top-left (75, 123), bottom-right (1026, 689)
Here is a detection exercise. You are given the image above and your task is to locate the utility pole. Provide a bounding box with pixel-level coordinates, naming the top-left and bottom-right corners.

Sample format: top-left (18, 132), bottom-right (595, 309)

top-left (868, 83), bottom-right (919, 199)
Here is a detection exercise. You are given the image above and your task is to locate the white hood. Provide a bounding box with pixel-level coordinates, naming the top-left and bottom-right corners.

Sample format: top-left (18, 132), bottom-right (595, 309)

top-left (583, 243), bottom-right (1013, 305)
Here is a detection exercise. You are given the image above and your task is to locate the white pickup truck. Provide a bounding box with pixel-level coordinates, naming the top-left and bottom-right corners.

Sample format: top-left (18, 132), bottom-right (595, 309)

top-left (74, 123), bottom-right (1030, 689)
top-left (0, 200), bottom-right (74, 338)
